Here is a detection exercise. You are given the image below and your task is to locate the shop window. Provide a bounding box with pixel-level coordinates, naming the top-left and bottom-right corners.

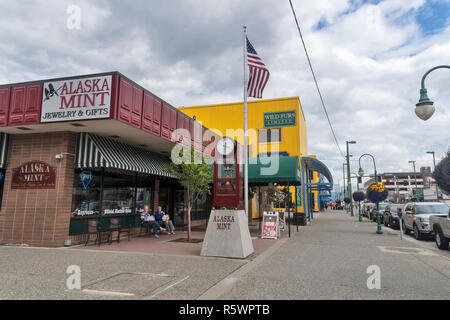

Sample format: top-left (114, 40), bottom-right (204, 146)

top-left (102, 169), bottom-right (136, 216)
top-left (136, 173), bottom-right (154, 214)
top-left (71, 169), bottom-right (102, 217)
top-left (259, 128), bottom-right (281, 143)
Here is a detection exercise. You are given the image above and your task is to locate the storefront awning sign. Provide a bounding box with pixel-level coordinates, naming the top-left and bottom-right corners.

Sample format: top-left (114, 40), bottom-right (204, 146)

top-left (80, 171), bottom-right (93, 190)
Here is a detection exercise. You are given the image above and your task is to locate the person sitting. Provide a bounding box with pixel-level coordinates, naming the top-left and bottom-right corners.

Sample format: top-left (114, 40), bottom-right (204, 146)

top-left (140, 205), bottom-right (166, 238)
top-left (155, 206), bottom-right (175, 235)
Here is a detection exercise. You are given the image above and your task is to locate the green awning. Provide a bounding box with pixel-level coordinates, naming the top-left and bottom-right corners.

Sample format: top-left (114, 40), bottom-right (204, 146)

top-left (0, 133), bottom-right (10, 169)
top-left (248, 156), bottom-right (301, 186)
top-left (75, 133), bottom-right (175, 177)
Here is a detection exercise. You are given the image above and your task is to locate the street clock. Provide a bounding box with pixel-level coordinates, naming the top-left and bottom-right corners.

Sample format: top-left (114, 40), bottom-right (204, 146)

top-left (216, 136), bottom-right (235, 156)
top-left (213, 137), bottom-right (244, 209)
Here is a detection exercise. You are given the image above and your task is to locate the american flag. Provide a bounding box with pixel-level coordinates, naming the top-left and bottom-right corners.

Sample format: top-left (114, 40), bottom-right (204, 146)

top-left (246, 36), bottom-right (270, 99)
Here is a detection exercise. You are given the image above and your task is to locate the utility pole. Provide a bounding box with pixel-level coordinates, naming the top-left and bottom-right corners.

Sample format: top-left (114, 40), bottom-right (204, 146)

top-left (342, 163), bottom-right (346, 211)
top-left (426, 151), bottom-right (439, 200)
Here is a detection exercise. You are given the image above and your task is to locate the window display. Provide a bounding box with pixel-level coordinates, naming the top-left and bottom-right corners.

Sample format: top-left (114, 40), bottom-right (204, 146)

top-left (71, 169), bottom-right (102, 217)
top-left (102, 169), bottom-right (135, 215)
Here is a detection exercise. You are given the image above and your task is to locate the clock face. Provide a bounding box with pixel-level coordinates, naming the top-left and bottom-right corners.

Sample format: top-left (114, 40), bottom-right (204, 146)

top-left (217, 137), bottom-right (234, 155)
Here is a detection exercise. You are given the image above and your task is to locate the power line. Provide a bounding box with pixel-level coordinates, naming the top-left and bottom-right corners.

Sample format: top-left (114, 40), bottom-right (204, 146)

top-left (288, 0), bottom-right (344, 159)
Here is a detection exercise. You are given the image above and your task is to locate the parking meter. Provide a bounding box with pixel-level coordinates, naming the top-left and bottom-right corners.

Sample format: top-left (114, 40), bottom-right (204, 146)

top-left (397, 206), bottom-right (403, 240)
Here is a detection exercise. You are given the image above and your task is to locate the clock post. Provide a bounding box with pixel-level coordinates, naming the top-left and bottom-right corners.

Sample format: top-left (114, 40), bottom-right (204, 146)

top-left (201, 136), bottom-right (254, 259)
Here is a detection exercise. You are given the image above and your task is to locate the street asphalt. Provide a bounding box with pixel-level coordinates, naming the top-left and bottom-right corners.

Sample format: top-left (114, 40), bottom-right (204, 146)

top-left (0, 210), bottom-right (448, 299)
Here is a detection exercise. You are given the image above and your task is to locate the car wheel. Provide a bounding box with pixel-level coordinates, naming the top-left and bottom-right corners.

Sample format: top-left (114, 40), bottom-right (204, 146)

top-left (434, 227), bottom-right (449, 250)
top-left (402, 221), bottom-right (410, 235)
top-left (413, 224), bottom-right (423, 240)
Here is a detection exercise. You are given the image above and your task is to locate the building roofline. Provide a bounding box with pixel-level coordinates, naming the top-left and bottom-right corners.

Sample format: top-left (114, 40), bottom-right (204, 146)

top-left (0, 71), bottom-right (206, 129)
top-left (180, 96), bottom-right (306, 121)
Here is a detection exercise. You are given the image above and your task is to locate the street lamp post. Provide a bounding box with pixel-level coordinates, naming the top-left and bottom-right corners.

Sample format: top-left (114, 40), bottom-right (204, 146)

top-left (426, 151), bottom-right (439, 200)
top-left (414, 65), bottom-right (450, 120)
top-left (350, 172), bottom-right (362, 222)
top-left (408, 160), bottom-right (418, 197)
top-left (358, 153), bottom-right (382, 234)
top-left (346, 141), bottom-right (356, 217)
top-left (342, 163), bottom-right (346, 212)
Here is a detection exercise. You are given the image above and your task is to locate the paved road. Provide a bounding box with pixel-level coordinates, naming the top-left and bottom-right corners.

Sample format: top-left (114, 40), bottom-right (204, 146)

top-left (0, 211), bottom-right (448, 299)
top-left (206, 211), bottom-right (450, 300)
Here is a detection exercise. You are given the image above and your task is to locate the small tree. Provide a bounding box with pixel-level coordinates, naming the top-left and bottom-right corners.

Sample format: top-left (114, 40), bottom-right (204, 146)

top-left (166, 147), bottom-right (213, 241)
top-left (433, 150), bottom-right (450, 195)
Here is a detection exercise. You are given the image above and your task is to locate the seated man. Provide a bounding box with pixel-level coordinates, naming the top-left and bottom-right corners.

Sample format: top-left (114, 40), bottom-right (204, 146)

top-left (140, 205), bottom-right (166, 238)
top-left (155, 206), bottom-right (175, 235)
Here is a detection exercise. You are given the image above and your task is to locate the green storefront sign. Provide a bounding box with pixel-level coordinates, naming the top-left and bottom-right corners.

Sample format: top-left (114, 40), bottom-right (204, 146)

top-left (263, 110), bottom-right (296, 128)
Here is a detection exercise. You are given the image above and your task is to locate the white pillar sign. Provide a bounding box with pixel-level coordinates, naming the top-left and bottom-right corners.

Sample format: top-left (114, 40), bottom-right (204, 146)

top-left (201, 210), bottom-right (254, 259)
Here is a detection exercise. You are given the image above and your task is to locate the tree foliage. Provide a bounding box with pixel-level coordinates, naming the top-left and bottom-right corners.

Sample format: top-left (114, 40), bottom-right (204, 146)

top-left (433, 151), bottom-right (450, 195)
top-left (166, 147), bottom-right (213, 240)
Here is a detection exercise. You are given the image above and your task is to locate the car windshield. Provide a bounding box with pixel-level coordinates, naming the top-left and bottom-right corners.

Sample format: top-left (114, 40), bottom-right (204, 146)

top-left (378, 204), bottom-right (388, 210)
top-left (415, 204), bottom-right (449, 214)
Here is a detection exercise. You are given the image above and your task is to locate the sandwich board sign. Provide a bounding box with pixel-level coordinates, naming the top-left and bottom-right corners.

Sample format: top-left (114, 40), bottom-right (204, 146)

top-left (261, 211), bottom-right (279, 239)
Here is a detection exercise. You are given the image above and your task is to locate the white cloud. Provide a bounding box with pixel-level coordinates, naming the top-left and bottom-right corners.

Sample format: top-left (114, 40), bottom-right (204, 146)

top-left (0, 0), bottom-right (448, 189)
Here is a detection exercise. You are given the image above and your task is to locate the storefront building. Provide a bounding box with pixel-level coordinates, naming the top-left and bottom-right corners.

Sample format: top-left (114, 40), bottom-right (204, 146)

top-left (179, 97), bottom-right (320, 220)
top-left (0, 71), bottom-right (218, 247)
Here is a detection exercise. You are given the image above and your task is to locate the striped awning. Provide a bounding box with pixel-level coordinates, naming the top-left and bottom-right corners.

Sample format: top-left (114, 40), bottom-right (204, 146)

top-left (75, 133), bottom-right (175, 177)
top-left (0, 133), bottom-right (10, 169)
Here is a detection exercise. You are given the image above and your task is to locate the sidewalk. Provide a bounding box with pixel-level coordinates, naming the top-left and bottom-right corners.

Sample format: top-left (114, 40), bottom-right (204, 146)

top-left (214, 210), bottom-right (450, 300)
top-left (74, 220), bottom-right (293, 259)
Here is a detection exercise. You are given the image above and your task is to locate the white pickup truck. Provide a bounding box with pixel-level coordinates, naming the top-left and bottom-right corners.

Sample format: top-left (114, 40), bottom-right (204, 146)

top-left (430, 209), bottom-right (450, 250)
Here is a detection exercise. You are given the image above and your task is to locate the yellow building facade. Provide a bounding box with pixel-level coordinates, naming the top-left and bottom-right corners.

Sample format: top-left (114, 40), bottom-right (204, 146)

top-left (179, 97), bottom-right (319, 219)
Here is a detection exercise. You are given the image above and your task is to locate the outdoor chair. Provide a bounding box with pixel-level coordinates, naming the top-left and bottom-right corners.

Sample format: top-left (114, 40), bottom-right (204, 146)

top-left (84, 219), bottom-right (109, 246)
top-left (139, 220), bottom-right (152, 236)
top-left (108, 218), bottom-right (132, 244)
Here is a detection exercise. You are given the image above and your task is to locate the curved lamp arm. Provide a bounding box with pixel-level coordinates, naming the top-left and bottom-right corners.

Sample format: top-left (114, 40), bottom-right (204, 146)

top-left (358, 153), bottom-right (377, 183)
top-left (420, 65), bottom-right (450, 90)
top-left (415, 65), bottom-right (450, 120)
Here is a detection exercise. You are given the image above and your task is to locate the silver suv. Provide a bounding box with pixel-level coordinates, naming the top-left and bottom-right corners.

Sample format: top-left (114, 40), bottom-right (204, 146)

top-left (402, 202), bottom-right (450, 240)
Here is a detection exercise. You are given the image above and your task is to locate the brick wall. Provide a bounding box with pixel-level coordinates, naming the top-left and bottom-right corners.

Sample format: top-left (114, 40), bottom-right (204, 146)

top-left (0, 132), bottom-right (76, 247)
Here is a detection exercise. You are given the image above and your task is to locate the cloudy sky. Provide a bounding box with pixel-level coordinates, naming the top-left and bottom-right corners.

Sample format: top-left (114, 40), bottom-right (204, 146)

top-left (0, 0), bottom-right (449, 188)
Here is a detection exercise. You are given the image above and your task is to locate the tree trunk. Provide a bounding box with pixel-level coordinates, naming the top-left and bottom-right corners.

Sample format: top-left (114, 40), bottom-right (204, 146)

top-left (187, 204), bottom-right (192, 241)
top-left (187, 185), bottom-right (192, 241)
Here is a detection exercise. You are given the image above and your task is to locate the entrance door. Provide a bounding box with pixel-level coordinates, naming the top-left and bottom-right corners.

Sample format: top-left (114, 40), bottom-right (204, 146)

top-left (174, 189), bottom-right (186, 229)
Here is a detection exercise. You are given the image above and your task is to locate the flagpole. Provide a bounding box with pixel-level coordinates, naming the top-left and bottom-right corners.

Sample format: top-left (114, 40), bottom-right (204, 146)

top-left (243, 24), bottom-right (249, 217)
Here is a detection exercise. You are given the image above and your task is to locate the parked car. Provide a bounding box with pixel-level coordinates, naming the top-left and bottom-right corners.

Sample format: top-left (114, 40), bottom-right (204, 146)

top-left (429, 207), bottom-right (450, 250)
top-left (362, 203), bottom-right (375, 218)
top-left (402, 202), bottom-right (450, 240)
top-left (372, 203), bottom-right (389, 223)
top-left (383, 204), bottom-right (403, 229)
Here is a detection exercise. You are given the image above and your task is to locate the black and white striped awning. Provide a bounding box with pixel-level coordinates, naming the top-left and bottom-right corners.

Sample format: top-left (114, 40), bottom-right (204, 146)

top-left (75, 133), bottom-right (175, 177)
top-left (0, 133), bottom-right (10, 169)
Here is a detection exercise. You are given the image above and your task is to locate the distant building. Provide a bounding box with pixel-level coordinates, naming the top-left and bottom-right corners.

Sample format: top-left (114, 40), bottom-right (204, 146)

top-left (363, 167), bottom-right (438, 202)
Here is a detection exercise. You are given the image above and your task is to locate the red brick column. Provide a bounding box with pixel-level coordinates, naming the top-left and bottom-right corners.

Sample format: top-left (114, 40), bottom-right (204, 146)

top-left (0, 132), bottom-right (76, 247)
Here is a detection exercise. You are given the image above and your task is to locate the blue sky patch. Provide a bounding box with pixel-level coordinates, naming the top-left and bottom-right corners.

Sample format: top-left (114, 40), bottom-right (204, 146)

top-left (415, 0), bottom-right (450, 36)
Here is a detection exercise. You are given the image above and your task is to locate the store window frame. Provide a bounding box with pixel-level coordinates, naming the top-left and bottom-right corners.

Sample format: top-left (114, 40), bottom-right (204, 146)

top-left (0, 169), bottom-right (5, 212)
top-left (70, 168), bottom-right (157, 236)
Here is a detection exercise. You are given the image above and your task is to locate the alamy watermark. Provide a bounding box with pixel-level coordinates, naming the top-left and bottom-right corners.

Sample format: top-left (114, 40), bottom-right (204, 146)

top-left (66, 265), bottom-right (81, 290)
top-left (169, 124), bottom-right (280, 176)
top-left (366, 265), bottom-right (381, 290)
top-left (66, 5), bottom-right (81, 30)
